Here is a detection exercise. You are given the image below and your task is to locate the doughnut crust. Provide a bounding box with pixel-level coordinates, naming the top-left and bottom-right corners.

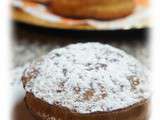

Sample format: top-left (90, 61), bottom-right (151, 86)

top-left (49, 0), bottom-right (135, 20)
top-left (25, 93), bottom-right (149, 120)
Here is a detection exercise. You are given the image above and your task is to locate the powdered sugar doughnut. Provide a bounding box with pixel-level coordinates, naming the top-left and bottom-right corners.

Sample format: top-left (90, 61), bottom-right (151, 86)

top-left (22, 43), bottom-right (150, 120)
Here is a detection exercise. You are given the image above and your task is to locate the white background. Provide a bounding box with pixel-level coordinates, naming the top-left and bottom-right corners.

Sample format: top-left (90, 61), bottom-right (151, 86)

top-left (0, 0), bottom-right (160, 119)
top-left (0, 0), bottom-right (11, 120)
top-left (150, 0), bottom-right (160, 119)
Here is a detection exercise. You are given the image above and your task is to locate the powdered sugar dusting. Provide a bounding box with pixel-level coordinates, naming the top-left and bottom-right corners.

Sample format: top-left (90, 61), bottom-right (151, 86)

top-left (23, 43), bottom-right (150, 113)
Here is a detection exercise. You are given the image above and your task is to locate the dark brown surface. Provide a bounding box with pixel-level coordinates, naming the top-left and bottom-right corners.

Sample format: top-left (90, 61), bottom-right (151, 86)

top-left (25, 92), bottom-right (150, 120)
top-left (13, 99), bottom-right (35, 120)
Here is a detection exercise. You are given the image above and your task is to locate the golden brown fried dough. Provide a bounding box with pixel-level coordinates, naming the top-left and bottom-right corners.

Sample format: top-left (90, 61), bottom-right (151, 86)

top-left (49, 0), bottom-right (135, 20)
